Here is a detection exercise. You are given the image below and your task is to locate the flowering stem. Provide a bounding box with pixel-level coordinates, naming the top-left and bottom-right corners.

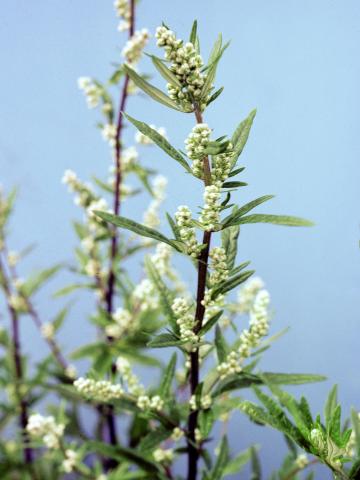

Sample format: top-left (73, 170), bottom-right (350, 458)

top-left (102, 0), bottom-right (136, 458)
top-left (3, 244), bottom-right (70, 375)
top-left (105, 0), bottom-right (135, 316)
top-left (187, 106), bottom-right (212, 480)
top-left (0, 255), bottom-right (33, 465)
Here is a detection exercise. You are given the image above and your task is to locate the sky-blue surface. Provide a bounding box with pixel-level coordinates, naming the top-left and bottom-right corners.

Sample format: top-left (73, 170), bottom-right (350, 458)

top-left (1, 1), bottom-right (360, 477)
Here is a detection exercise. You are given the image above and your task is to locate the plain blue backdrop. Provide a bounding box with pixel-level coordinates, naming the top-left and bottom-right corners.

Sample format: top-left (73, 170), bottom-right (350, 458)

top-left (1, 1), bottom-right (360, 477)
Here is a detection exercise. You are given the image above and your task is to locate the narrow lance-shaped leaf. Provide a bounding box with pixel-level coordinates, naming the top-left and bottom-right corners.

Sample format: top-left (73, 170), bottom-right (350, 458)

top-left (159, 353), bottom-right (177, 397)
top-left (94, 211), bottom-right (180, 250)
top-left (150, 55), bottom-right (182, 88)
top-left (223, 446), bottom-right (256, 476)
top-left (210, 435), bottom-right (229, 480)
top-left (123, 64), bottom-right (187, 112)
top-left (222, 195), bottom-right (275, 228)
top-left (123, 113), bottom-right (191, 172)
top-left (231, 109), bottom-right (257, 168)
top-left (147, 333), bottom-right (188, 348)
top-left (145, 257), bottom-right (178, 333)
top-left (211, 269), bottom-right (254, 298)
top-left (221, 222), bottom-right (240, 269)
top-left (324, 384), bottom-right (338, 428)
top-left (215, 325), bottom-right (228, 363)
top-left (22, 264), bottom-right (62, 296)
top-left (227, 213), bottom-right (314, 228)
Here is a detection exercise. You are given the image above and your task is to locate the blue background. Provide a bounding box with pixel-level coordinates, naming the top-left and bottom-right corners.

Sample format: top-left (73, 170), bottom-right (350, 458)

top-left (1, 0), bottom-right (360, 477)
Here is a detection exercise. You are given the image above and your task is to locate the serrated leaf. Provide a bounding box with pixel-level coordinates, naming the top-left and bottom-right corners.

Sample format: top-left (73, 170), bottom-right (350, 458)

top-left (124, 113), bottom-right (191, 172)
top-left (94, 211), bottom-right (179, 250)
top-left (231, 109), bottom-right (257, 168)
top-left (159, 353), bottom-right (176, 398)
top-left (123, 64), bottom-right (186, 112)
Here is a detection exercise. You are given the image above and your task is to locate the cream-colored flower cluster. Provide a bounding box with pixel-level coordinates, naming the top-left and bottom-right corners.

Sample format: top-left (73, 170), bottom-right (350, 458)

top-left (74, 377), bottom-right (123, 402)
top-left (105, 307), bottom-right (136, 339)
top-left (155, 26), bottom-right (208, 111)
top-left (153, 447), bottom-right (174, 463)
top-left (208, 247), bottom-right (228, 286)
top-left (199, 184), bottom-right (221, 231)
top-left (189, 393), bottom-right (212, 411)
top-left (217, 287), bottom-right (270, 379)
top-left (185, 123), bottom-right (211, 178)
top-left (116, 356), bottom-right (145, 397)
top-left (122, 29), bottom-right (150, 64)
top-left (62, 449), bottom-right (78, 473)
top-left (26, 414), bottom-right (65, 449)
top-left (211, 144), bottom-right (233, 185)
top-left (237, 277), bottom-right (264, 313)
top-left (114, 0), bottom-right (130, 32)
top-left (172, 297), bottom-right (198, 347)
top-left (133, 278), bottom-right (159, 311)
top-left (175, 205), bottom-right (201, 258)
top-left (142, 175), bottom-right (167, 231)
top-left (77, 77), bottom-right (102, 109)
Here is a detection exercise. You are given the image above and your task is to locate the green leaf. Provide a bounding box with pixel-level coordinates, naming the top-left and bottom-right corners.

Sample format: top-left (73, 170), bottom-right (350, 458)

top-left (222, 181), bottom-right (248, 189)
top-left (159, 353), bottom-right (176, 398)
top-left (53, 283), bottom-right (93, 298)
top-left (138, 427), bottom-right (170, 453)
top-left (199, 310), bottom-right (223, 337)
top-left (263, 372), bottom-right (326, 386)
top-left (52, 306), bottom-right (69, 332)
top-left (123, 64), bottom-right (187, 112)
top-left (250, 445), bottom-right (262, 480)
top-left (231, 109), bottom-right (257, 168)
top-left (222, 195), bottom-right (275, 227)
top-left (210, 435), bottom-right (229, 480)
top-left (147, 333), bottom-right (187, 348)
top-left (221, 223), bottom-right (240, 270)
top-left (189, 20), bottom-right (198, 45)
top-left (150, 56), bottom-right (182, 88)
top-left (201, 36), bottom-right (229, 101)
top-left (207, 87), bottom-right (224, 106)
top-left (94, 211), bottom-right (179, 250)
top-left (232, 214), bottom-right (314, 228)
top-left (85, 441), bottom-right (161, 475)
top-left (215, 325), bottom-right (228, 363)
top-left (223, 447), bottom-right (255, 476)
top-left (22, 264), bottom-right (62, 296)
top-left (199, 409), bottom-right (214, 439)
top-left (211, 270), bottom-right (254, 298)
top-left (329, 405), bottom-right (342, 446)
top-left (325, 385), bottom-right (338, 428)
top-left (145, 258), bottom-right (178, 333)
top-left (124, 113), bottom-right (191, 172)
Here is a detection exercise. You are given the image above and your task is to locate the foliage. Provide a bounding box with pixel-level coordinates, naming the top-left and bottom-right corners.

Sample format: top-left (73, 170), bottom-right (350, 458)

top-left (0, 3), bottom-right (357, 480)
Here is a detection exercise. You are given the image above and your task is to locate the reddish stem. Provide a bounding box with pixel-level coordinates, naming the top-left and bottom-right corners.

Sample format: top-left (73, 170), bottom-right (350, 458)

top-left (187, 107), bottom-right (213, 480)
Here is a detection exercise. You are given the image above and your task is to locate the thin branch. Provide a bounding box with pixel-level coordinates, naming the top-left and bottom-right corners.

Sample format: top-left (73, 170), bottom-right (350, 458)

top-left (0, 254), bottom-right (33, 465)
